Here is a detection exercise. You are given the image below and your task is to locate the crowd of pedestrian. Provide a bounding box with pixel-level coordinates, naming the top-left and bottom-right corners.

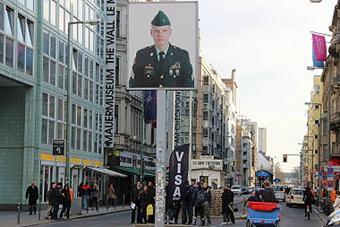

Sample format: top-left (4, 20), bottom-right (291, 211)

top-left (44, 182), bottom-right (74, 220)
top-left (130, 179), bottom-right (235, 226)
top-left (130, 181), bottom-right (156, 224)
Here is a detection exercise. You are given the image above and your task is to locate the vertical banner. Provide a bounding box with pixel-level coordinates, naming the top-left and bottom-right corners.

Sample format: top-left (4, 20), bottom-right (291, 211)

top-left (312, 34), bottom-right (327, 61)
top-left (168, 144), bottom-right (189, 200)
top-left (312, 48), bottom-right (324, 68)
top-left (173, 91), bottom-right (181, 148)
top-left (143, 90), bottom-right (157, 124)
top-left (104, 0), bottom-right (116, 149)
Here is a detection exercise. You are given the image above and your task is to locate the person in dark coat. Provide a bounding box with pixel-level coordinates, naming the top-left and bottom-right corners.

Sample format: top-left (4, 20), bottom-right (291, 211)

top-left (59, 185), bottom-right (71, 219)
top-left (131, 181), bottom-right (143, 224)
top-left (221, 186), bottom-right (235, 224)
top-left (147, 182), bottom-right (155, 223)
top-left (139, 185), bottom-right (149, 224)
top-left (194, 182), bottom-right (206, 226)
top-left (257, 180), bottom-right (278, 203)
top-left (50, 182), bottom-right (61, 220)
top-left (26, 181), bottom-right (39, 215)
top-left (182, 179), bottom-right (196, 225)
top-left (303, 185), bottom-right (315, 216)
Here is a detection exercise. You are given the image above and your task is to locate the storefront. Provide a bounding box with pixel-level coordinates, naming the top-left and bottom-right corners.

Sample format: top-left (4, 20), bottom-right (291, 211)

top-left (39, 153), bottom-right (126, 203)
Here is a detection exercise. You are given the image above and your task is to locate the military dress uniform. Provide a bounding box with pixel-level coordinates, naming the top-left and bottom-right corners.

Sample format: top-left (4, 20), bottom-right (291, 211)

top-left (130, 43), bottom-right (193, 88)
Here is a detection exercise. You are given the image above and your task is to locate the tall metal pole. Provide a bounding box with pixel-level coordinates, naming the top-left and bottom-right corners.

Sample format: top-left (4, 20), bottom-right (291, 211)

top-left (155, 90), bottom-right (167, 227)
top-left (65, 22), bottom-right (72, 185)
top-left (141, 120), bottom-right (145, 181)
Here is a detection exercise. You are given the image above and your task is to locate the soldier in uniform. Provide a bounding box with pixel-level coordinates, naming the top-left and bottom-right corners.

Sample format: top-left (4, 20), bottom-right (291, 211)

top-left (129, 10), bottom-right (194, 88)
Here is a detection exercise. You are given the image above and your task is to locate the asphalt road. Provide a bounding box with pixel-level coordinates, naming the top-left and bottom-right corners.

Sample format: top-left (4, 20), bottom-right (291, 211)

top-left (39, 199), bottom-right (324, 227)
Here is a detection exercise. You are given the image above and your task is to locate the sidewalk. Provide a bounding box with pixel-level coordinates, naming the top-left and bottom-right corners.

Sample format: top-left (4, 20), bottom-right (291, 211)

top-left (0, 205), bottom-right (130, 227)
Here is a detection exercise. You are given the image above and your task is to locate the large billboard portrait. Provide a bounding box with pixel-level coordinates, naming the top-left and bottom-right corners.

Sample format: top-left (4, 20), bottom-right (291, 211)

top-left (127, 1), bottom-right (198, 90)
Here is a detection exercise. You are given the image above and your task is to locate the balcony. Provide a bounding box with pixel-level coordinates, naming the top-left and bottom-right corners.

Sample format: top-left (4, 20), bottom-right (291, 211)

top-left (330, 111), bottom-right (340, 130)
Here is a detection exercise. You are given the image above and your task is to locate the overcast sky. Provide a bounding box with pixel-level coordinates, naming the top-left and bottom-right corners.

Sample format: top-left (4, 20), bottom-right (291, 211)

top-left (195, 0), bottom-right (335, 171)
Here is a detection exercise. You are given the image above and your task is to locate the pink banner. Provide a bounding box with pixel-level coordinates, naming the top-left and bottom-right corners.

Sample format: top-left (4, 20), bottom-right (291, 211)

top-left (312, 34), bottom-right (327, 61)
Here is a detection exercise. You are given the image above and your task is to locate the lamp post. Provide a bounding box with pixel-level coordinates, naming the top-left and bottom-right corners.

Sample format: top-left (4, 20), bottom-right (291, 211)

top-left (65, 19), bottom-right (100, 185)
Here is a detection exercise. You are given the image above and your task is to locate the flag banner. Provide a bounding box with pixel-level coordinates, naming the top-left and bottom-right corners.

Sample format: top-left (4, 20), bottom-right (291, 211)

top-left (168, 144), bottom-right (190, 201)
top-left (312, 48), bottom-right (324, 68)
top-left (143, 90), bottom-right (157, 124)
top-left (312, 34), bottom-right (327, 61)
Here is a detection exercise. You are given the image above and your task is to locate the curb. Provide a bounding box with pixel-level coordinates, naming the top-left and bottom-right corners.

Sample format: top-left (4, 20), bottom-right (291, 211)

top-left (314, 208), bottom-right (326, 223)
top-left (20, 208), bottom-right (130, 227)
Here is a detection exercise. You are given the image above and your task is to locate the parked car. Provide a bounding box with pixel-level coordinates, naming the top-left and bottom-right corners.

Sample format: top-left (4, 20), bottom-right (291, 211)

top-left (248, 187), bottom-right (255, 194)
top-left (241, 187), bottom-right (249, 195)
top-left (286, 188), bottom-right (305, 207)
top-left (231, 185), bottom-right (242, 195)
top-left (273, 185), bottom-right (285, 201)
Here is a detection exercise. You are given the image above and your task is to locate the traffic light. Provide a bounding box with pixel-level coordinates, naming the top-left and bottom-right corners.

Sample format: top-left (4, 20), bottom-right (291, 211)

top-left (283, 154), bottom-right (287, 163)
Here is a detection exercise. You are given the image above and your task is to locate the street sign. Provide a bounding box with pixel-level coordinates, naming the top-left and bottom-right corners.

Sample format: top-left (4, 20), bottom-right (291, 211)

top-left (52, 139), bottom-right (65, 156)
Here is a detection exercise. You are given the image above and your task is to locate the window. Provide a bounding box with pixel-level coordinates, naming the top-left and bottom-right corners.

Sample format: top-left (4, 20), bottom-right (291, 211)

top-left (41, 119), bottom-right (48, 144)
top-left (0, 3), bottom-right (4, 31)
top-left (5, 38), bottom-right (13, 67)
top-left (4, 6), bottom-right (14, 36)
top-left (58, 65), bottom-right (64, 89)
top-left (203, 76), bottom-right (209, 85)
top-left (50, 35), bottom-right (56, 59)
top-left (42, 93), bottom-right (48, 116)
top-left (0, 34), bottom-right (4, 63)
top-left (43, 32), bottom-right (49, 55)
top-left (50, 0), bottom-right (57, 26)
top-left (203, 94), bottom-right (209, 102)
top-left (59, 41), bottom-right (64, 63)
top-left (43, 57), bottom-right (49, 82)
top-left (50, 61), bottom-right (56, 85)
top-left (17, 15), bottom-right (25, 43)
top-left (17, 44), bottom-right (25, 72)
top-left (43, 0), bottom-right (49, 21)
top-left (26, 48), bottom-right (33, 75)
top-left (57, 99), bottom-right (63, 121)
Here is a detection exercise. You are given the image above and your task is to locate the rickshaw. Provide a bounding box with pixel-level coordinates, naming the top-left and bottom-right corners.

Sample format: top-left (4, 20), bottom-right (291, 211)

top-left (246, 201), bottom-right (280, 227)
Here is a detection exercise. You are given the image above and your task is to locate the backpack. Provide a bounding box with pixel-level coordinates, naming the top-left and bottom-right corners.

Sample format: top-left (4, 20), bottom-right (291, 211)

top-left (196, 190), bottom-right (206, 205)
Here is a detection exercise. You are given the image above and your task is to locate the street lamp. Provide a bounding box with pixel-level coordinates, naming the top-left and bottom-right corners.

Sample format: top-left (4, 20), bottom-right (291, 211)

top-left (65, 19), bottom-right (101, 185)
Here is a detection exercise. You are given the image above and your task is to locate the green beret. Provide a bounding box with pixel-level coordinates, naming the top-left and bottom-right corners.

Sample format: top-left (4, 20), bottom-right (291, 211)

top-left (151, 10), bottom-right (171, 26)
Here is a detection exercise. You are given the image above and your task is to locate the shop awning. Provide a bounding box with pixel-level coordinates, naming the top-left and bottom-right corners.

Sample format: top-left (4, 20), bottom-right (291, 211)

top-left (114, 166), bottom-right (155, 177)
top-left (87, 167), bottom-right (127, 177)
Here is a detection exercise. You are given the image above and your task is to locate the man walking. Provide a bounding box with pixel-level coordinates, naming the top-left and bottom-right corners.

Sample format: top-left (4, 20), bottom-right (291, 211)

top-left (182, 179), bottom-right (196, 225)
top-left (26, 181), bottom-right (39, 215)
top-left (221, 185), bottom-right (235, 224)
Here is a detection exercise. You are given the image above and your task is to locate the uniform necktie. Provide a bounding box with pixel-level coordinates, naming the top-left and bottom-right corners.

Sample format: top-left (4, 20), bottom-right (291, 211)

top-left (159, 51), bottom-right (165, 67)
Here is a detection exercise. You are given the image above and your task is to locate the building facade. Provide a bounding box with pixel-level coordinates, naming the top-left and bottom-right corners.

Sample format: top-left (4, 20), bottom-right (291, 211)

top-left (0, 0), bottom-right (111, 206)
top-left (304, 75), bottom-right (322, 187)
top-left (258, 127), bottom-right (267, 154)
top-left (195, 57), bottom-right (237, 186)
top-left (236, 117), bottom-right (257, 187)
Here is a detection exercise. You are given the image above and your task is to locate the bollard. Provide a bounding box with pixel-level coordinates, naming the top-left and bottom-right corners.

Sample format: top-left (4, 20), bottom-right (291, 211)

top-left (114, 196), bottom-right (117, 210)
top-left (122, 194), bottom-right (125, 209)
top-left (106, 195), bottom-right (109, 211)
top-left (38, 198), bottom-right (42, 220)
top-left (17, 203), bottom-right (21, 224)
